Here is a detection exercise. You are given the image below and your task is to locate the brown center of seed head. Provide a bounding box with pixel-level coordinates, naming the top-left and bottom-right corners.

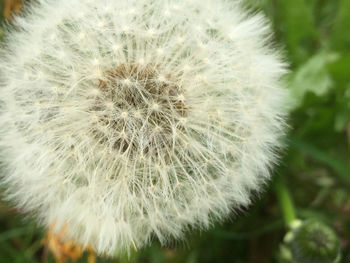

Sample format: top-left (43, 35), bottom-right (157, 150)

top-left (92, 63), bottom-right (187, 157)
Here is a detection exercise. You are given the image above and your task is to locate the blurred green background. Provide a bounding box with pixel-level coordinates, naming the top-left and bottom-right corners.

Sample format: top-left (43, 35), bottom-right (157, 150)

top-left (0, 0), bottom-right (349, 262)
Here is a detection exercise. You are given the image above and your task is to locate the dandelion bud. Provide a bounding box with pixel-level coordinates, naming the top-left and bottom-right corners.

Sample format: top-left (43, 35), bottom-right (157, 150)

top-left (286, 220), bottom-right (341, 263)
top-left (0, 0), bottom-right (287, 256)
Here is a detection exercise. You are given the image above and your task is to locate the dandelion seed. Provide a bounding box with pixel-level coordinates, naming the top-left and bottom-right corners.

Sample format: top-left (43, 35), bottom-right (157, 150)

top-left (0, 0), bottom-right (287, 256)
top-left (121, 111), bottom-right (128, 118)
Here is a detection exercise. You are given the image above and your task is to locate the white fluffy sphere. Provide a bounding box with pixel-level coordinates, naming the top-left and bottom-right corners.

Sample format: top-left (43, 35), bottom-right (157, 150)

top-left (0, 0), bottom-right (287, 255)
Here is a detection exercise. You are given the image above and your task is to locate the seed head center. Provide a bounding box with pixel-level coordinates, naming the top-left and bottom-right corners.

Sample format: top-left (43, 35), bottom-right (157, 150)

top-left (92, 63), bottom-right (187, 156)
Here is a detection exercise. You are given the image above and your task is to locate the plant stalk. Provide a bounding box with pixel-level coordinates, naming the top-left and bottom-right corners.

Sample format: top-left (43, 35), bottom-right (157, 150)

top-left (274, 174), bottom-right (297, 226)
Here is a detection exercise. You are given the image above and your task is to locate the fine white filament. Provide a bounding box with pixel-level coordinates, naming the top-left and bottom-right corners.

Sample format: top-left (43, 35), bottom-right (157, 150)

top-left (0, 0), bottom-right (287, 255)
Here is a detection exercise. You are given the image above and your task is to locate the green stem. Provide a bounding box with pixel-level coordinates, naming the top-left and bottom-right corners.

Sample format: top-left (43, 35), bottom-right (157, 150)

top-left (274, 174), bottom-right (297, 227)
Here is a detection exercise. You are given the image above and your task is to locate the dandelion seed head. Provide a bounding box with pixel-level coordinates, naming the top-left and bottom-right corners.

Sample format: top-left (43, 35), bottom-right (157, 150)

top-left (0, 0), bottom-right (287, 256)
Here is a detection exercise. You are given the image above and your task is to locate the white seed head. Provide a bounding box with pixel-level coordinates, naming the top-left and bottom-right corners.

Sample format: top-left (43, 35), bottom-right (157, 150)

top-left (0, 0), bottom-right (287, 256)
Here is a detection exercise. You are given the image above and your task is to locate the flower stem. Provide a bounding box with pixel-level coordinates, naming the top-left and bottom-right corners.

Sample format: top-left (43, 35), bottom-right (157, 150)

top-left (274, 174), bottom-right (297, 226)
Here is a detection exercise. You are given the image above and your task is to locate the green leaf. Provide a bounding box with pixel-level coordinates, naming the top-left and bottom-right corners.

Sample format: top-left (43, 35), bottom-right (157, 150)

top-left (328, 54), bottom-right (350, 131)
top-left (331, 0), bottom-right (350, 52)
top-left (288, 52), bottom-right (338, 110)
top-left (274, 0), bottom-right (318, 65)
top-left (289, 137), bottom-right (350, 185)
top-left (328, 54), bottom-right (350, 86)
top-left (0, 227), bottom-right (32, 243)
top-left (213, 220), bottom-right (284, 240)
top-left (334, 110), bottom-right (350, 132)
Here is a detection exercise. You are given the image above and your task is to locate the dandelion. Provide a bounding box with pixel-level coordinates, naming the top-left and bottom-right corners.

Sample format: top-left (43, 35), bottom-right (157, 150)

top-left (0, 0), bottom-right (287, 256)
top-left (282, 220), bottom-right (341, 263)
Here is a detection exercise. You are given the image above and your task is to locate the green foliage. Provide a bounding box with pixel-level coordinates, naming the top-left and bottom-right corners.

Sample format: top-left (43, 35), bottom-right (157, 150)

top-left (287, 52), bottom-right (338, 110)
top-left (331, 0), bottom-right (350, 52)
top-left (274, 0), bottom-right (318, 65)
top-left (0, 0), bottom-right (349, 262)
